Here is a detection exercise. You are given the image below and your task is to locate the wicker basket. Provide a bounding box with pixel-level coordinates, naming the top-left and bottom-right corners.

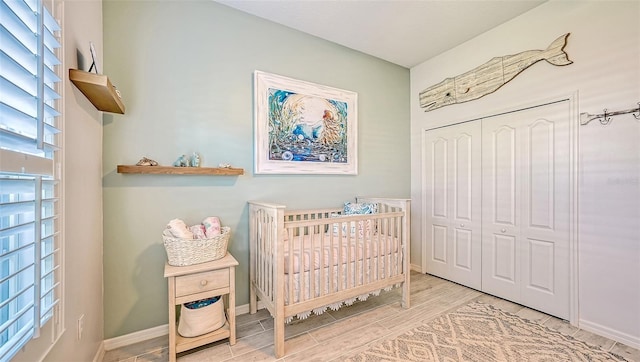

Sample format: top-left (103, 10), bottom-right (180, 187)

top-left (163, 226), bottom-right (230, 266)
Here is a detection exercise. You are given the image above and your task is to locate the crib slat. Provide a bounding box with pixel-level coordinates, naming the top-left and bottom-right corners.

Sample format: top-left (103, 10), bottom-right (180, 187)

top-left (365, 220), bottom-right (371, 285)
top-left (260, 211), bottom-right (264, 299)
top-left (337, 221), bottom-right (344, 291)
top-left (329, 227), bottom-right (335, 293)
top-left (346, 226), bottom-right (352, 290)
top-left (310, 224), bottom-right (316, 300)
top-left (267, 212), bottom-right (272, 300)
top-left (299, 225), bottom-right (305, 303)
top-left (395, 215), bottom-right (401, 276)
top-left (288, 226), bottom-right (294, 305)
top-left (356, 227), bottom-right (360, 287)
top-left (319, 230), bottom-right (326, 298)
top-left (267, 213), bottom-right (272, 301)
top-left (388, 215), bottom-right (395, 278)
top-left (262, 212), bottom-right (267, 301)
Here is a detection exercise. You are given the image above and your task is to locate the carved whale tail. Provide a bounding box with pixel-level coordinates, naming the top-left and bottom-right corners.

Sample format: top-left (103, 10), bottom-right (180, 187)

top-left (544, 33), bottom-right (573, 66)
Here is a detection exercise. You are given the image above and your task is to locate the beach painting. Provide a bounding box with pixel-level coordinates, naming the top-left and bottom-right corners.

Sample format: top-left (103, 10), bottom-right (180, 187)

top-left (254, 71), bottom-right (357, 174)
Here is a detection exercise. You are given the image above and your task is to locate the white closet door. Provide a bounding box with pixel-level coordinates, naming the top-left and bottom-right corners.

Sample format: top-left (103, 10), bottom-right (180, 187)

top-left (424, 122), bottom-right (482, 289)
top-left (481, 101), bottom-right (570, 319)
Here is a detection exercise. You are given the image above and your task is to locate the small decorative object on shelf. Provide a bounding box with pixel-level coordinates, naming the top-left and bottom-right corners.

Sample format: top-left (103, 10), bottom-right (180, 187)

top-left (135, 157), bottom-right (158, 166)
top-left (190, 152), bottom-right (201, 167)
top-left (218, 162), bottom-right (231, 168)
top-left (173, 155), bottom-right (189, 167)
top-left (173, 153), bottom-right (201, 167)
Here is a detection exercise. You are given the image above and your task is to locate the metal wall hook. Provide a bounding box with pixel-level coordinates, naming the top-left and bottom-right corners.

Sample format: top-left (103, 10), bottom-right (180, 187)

top-left (580, 101), bottom-right (640, 125)
top-left (599, 109), bottom-right (612, 125)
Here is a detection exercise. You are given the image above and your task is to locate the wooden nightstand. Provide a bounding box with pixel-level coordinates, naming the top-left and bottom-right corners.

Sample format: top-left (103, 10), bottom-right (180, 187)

top-left (164, 253), bottom-right (238, 362)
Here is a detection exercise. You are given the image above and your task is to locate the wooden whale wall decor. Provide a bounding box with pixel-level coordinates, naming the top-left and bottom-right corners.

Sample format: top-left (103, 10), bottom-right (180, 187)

top-left (419, 33), bottom-right (573, 111)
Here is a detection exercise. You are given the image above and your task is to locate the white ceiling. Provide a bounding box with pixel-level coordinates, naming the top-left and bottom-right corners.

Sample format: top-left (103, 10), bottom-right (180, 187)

top-left (215, 0), bottom-right (546, 68)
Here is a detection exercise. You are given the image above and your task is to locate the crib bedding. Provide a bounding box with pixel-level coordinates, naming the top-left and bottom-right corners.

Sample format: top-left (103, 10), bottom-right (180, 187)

top-left (284, 253), bottom-right (400, 303)
top-left (283, 258), bottom-right (401, 322)
top-left (282, 231), bottom-right (402, 321)
top-left (283, 232), bottom-right (399, 274)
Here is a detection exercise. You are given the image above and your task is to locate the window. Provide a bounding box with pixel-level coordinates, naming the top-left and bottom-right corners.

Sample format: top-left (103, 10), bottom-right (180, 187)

top-left (0, 0), bottom-right (62, 360)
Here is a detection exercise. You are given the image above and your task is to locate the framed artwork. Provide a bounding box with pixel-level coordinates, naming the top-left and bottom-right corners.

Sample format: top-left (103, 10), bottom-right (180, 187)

top-left (254, 71), bottom-right (358, 174)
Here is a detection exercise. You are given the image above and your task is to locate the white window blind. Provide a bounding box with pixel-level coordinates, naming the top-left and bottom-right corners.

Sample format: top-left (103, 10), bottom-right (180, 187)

top-left (0, 0), bottom-right (62, 360)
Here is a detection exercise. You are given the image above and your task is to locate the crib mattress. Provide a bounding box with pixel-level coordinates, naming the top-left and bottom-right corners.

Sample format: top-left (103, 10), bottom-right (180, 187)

top-left (284, 250), bottom-right (401, 308)
top-left (283, 233), bottom-right (400, 274)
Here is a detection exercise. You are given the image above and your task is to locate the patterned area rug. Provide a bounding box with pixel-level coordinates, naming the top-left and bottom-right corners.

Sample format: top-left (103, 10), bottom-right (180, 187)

top-left (345, 302), bottom-right (628, 362)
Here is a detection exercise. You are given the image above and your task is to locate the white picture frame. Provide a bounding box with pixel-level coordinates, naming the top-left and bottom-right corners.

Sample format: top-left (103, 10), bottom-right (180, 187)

top-left (253, 71), bottom-right (358, 175)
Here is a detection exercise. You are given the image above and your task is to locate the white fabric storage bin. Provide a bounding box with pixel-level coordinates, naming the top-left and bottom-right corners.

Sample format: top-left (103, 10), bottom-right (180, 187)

top-left (178, 297), bottom-right (225, 337)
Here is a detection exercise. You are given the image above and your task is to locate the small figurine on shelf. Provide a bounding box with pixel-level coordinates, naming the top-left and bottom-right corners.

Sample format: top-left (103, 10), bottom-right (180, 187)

top-left (218, 162), bottom-right (231, 168)
top-left (173, 155), bottom-right (188, 167)
top-left (190, 152), bottom-right (201, 167)
top-left (136, 157), bottom-right (158, 166)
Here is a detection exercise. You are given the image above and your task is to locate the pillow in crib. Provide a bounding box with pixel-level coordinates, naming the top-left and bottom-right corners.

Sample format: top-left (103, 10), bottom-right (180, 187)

top-left (331, 214), bottom-right (373, 237)
top-left (330, 213), bottom-right (349, 236)
top-left (343, 202), bottom-right (378, 215)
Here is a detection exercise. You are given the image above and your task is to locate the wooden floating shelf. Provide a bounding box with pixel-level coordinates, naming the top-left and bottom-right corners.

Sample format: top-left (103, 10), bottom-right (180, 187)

top-left (69, 69), bottom-right (125, 114)
top-left (117, 165), bottom-right (244, 175)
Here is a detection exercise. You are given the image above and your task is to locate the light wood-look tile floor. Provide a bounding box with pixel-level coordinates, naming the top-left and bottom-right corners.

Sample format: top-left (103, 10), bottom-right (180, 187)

top-left (103, 272), bottom-right (640, 362)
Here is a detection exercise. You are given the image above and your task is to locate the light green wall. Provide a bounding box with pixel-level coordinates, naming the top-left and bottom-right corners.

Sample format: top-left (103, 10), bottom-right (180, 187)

top-left (102, 1), bottom-right (410, 338)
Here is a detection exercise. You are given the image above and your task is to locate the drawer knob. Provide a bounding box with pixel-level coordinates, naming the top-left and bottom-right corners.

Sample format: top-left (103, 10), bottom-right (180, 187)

top-left (200, 280), bottom-right (208, 286)
top-left (501, 228), bottom-right (506, 233)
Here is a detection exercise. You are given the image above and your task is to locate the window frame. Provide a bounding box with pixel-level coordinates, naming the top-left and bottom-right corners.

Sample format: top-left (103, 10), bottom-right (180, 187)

top-left (0, 0), bottom-right (64, 360)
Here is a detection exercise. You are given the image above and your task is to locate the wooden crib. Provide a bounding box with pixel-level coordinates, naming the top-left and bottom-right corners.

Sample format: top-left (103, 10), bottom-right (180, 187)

top-left (248, 197), bottom-right (410, 358)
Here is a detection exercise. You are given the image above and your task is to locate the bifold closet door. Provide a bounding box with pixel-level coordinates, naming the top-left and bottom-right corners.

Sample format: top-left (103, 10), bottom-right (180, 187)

top-left (481, 101), bottom-right (570, 319)
top-left (424, 122), bottom-right (482, 290)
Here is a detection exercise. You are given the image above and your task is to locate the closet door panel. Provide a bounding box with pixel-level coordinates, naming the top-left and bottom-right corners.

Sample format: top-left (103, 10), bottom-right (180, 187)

top-left (454, 228), bottom-right (473, 271)
top-left (452, 133), bottom-right (475, 273)
top-left (493, 234), bottom-right (517, 283)
top-left (520, 103), bottom-right (570, 319)
top-left (432, 138), bottom-right (448, 218)
top-left (527, 238), bottom-right (554, 293)
top-left (482, 123), bottom-right (521, 300)
top-left (425, 137), bottom-right (450, 277)
top-left (431, 225), bottom-right (448, 264)
top-left (528, 121), bottom-right (554, 229)
top-left (454, 134), bottom-right (473, 221)
top-left (482, 101), bottom-right (570, 320)
top-left (424, 122), bottom-right (482, 289)
top-left (493, 126), bottom-right (517, 226)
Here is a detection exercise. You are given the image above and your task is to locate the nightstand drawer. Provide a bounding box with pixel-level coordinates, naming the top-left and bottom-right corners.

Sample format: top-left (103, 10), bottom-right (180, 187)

top-left (175, 268), bottom-right (229, 298)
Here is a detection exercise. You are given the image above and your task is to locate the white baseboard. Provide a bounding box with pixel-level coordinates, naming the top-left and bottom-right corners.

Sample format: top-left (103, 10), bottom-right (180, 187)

top-left (410, 263), bottom-right (422, 273)
top-left (103, 324), bottom-right (169, 351)
top-left (102, 301), bottom-right (266, 351)
top-left (579, 318), bottom-right (640, 350)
